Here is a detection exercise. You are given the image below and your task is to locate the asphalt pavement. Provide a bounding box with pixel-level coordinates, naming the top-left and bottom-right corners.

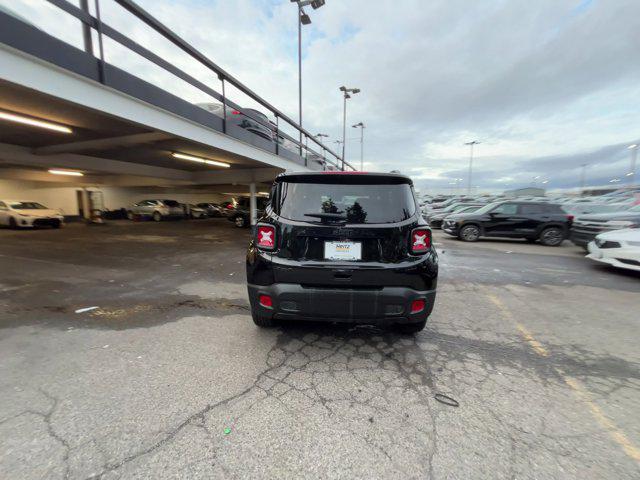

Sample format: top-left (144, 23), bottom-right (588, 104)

top-left (1, 220), bottom-right (639, 479)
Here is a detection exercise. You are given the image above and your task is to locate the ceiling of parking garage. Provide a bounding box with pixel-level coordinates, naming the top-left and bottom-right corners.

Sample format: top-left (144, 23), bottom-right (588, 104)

top-left (0, 81), bottom-right (266, 173)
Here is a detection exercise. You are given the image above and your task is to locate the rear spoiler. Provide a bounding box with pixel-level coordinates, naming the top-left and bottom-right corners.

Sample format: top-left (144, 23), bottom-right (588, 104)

top-left (276, 172), bottom-right (413, 186)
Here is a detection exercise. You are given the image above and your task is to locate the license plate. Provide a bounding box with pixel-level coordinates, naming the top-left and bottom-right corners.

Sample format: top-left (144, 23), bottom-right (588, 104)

top-left (324, 241), bottom-right (361, 261)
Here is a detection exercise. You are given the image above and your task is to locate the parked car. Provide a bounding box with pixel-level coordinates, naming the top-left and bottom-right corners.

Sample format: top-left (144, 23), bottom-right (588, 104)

top-left (561, 203), bottom-right (629, 216)
top-left (245, 172), bottom-right (438, 333)
top-left (428, 197), bottom-right (476, 211)
top-left (0, 200), bottom-right (64, 228)
top-left (127, 199), bottom-right (184, 221)
top-left (196, 202), bottom-right (224, 217)
top-left (442, 201), bottom-right (572, 246)
top-left (227, 196), bottom-right (269, 228)
top-left (427, 203), bottom-right (485, 229)
top-left (586, 228), bottom-right (640, 272)
top-left (187, 204), bottom-right (208, 219)
top-left (569, 205), bottom-right (640, 249)
top-left (196, 103), bottom-right (274, 141)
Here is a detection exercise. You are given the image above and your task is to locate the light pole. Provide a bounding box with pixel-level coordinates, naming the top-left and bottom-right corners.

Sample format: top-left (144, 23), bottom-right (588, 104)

top-left (290, 1), bottom-right (325, 154)
top-left (339, 86), bottom-right (360, 170)
top-left (315, 133), bottom-right (329, 146)
top-left (464, 141), bottom-right (480, 195)
top-left (352, 122), bottom-right (365, 170)
top-left (627, 144), bottom-right (638, 185)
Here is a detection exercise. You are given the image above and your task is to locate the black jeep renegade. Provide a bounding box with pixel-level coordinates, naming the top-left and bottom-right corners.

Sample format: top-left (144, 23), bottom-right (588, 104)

top-left (246, 172), bottom-right (438, 333)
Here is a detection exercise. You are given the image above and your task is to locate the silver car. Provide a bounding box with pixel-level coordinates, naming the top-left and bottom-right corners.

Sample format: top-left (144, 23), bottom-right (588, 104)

top-left (127, 199), bottom-right (184, 221)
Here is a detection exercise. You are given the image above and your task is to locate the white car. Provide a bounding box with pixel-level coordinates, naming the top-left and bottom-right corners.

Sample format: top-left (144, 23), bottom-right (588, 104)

top-left (0, 200), bottom-right (65, 228)
top-left (587, 228), bottom-right (640, 272)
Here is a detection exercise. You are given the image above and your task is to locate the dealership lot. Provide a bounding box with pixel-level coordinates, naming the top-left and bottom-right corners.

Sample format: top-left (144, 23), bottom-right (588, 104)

top-left (1, 222), bottom-right (639, 479)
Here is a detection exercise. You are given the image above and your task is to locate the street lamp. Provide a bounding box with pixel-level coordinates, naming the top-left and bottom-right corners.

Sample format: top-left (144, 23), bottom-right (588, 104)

top-left (291, 1), bottom-right (325, 153)
top-left (339, 86), bottom-right (360, 170)
top-left (627, 144), bottom-right (638, 185)
top-left (464, 141), bottom-right (480, 195)
top-left (352, 122), bottom-right (365, 171)
top-left (314, 133), bottom-right (329, 146)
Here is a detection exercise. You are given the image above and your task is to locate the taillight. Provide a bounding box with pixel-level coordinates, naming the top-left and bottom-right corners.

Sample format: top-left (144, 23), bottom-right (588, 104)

top-left (232, 110), bottom-right (241, 115)
top-left (410, 299), bottom-right (426, 314)
top-left (410, 228), bottom-right (431, 254)
top-left (259, 295), bottom-right (273, 308)
top-left (566, 215), bottom-right (574, 222)
top-left (225, 203), bottom-right (234, 209)
top-left (256, 224), bottom-right (276, 250)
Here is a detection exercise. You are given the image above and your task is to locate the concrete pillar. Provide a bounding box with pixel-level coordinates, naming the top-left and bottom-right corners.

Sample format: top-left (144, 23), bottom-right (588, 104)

top-left (249, 182), bottom-right (257, 226)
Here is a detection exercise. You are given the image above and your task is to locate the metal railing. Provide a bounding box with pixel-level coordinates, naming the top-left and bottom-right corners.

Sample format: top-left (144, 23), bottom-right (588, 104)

top-left (34, 0), bottom-right (355, 171)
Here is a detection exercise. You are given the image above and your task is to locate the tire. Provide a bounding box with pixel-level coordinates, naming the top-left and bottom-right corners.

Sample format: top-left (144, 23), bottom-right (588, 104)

top-left (152, 211), bottom-right (162, 222)
top-left (396, 320), bottom-right (427, 334)
top-left (539, 227), bottom-right (564, 246)
top-left (234, 215), bottom-right (246, 228)
top-left (9, 217), bottom-right (17, 229)
top-left (53, 222), bottom-right (61, 229)
top-left (251, 310), bottom-right (275, 328)
top-left (459, 224), bottom-right (480, 242)
top-left (127, 211), bottom-right (135, 220)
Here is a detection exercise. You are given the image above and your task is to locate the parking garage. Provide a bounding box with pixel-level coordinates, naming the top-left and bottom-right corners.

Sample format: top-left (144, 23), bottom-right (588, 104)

top-left (0, 0), bottom-right (345, 230)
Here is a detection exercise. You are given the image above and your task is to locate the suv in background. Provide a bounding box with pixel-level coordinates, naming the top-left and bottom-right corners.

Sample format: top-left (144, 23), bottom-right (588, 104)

top-left (246, 172), bottom-right (438, 333)
top-left (227, 196), bottom-right (268, 227)
top-left (442, 201), bottom-right (572, 246)
top-left (570, 204), bottom-right (640, 250)
top-left (127, 199), bottom-right (184, 221)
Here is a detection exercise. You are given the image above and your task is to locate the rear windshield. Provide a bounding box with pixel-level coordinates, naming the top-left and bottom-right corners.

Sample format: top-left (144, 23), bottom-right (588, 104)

top-left (162, 200), bottom-right (180, 207)
top-left (275, 181), bottom-right (417, 224)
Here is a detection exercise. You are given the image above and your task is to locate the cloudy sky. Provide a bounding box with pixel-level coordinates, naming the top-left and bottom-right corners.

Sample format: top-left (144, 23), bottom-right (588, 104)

top-left (5, 0), bottom-right (640, 192)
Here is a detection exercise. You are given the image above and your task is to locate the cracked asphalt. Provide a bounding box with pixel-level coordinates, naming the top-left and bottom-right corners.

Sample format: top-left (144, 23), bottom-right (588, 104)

top-left (1, 219), bottom-right (639, 479)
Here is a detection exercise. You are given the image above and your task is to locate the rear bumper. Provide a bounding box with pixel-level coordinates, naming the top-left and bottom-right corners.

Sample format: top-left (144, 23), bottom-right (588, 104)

top-left (247, 283), bottom-right (436, 324)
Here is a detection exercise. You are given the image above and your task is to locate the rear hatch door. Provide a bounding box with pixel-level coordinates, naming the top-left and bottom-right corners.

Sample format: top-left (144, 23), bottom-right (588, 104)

top-left (271, 173), bottom-right (422, 286)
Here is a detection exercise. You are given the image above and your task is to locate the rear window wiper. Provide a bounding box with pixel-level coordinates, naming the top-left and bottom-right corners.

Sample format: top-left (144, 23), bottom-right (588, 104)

top-left (304, 212), bottom-right (347, 223)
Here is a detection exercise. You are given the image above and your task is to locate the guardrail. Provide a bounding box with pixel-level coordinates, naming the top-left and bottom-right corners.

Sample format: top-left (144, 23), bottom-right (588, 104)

top-left (14, 0), bottom-right (356, 171)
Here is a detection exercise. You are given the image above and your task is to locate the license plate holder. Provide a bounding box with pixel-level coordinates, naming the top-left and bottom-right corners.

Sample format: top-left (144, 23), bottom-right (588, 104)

top-left (324, 241), bottom-right (362, 261)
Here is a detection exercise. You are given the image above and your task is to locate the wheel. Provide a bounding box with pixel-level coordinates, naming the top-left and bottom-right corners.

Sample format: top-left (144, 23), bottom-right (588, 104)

top-left (395, 320), bottom-right (427, 334)
top-left (53, 222), bottom-right (61, 229)
top-left (152, 211), bottom-right (162, 222)
top-left (127, 211), bottom-right (135, 220)
top-left (251, 310), bottom-right (275, 328)
top-left (539, 227), bottom-right (564, 246)
top-left (234, 215), bottom-right (246, 228)
top-left (459, 224), bottom-right (480, 242)
top-left (9, 217), bottom-right (17, 229)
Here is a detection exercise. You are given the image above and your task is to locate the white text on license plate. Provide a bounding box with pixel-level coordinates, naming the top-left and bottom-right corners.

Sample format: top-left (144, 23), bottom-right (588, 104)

top-left (324, 241), bottom-right (361, 261)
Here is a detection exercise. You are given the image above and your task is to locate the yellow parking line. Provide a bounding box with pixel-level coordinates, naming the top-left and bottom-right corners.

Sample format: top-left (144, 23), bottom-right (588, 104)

top-left (563, 376), bottom-right (640, 462)
top-left (486, 292), bottom-right (640, 464)
top-left (514, 323), bottom-right (548, 357)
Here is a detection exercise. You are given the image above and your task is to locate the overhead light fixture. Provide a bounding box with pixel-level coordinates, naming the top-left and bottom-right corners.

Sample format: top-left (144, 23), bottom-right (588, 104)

top-left (0, 110), bottom-right (72, 134)
top-left (628, 144), bottom-right (637, 149)
top-left (258, 191), bottom-right (269, 195)
top-left (172, 152), bottom-right (230, 168)
top-left (300, 9), bottom-right (312, 25)
top-left (49, 169), bottom-right (83, 176)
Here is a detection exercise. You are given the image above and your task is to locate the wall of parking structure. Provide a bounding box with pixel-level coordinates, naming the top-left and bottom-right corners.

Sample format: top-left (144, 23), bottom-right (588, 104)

top-left (0, 180), bottom-right (228, 217)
